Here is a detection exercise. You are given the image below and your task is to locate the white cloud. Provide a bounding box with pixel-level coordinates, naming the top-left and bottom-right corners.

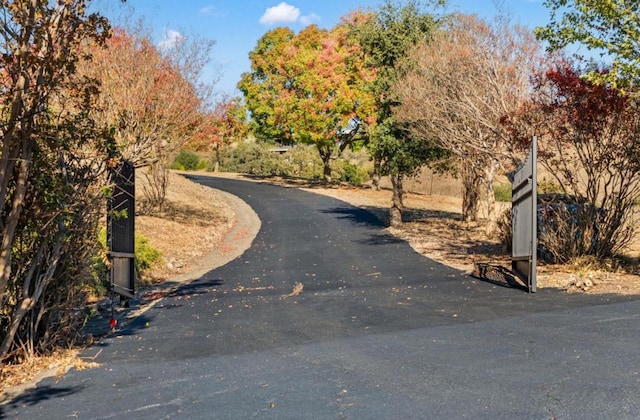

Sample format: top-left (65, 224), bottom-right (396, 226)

top-left (158, 29), bottom-right (184, 51)
top-left (200, 5), bottom-right (223, 18)
top-left (259, 2), bottom-right (301, 25)
top-left (299, 13), bottom-right (321, 26)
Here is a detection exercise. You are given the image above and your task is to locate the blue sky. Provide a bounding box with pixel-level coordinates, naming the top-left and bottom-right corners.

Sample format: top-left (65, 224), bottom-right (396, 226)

top-left (95, 1), bottom-right (553, 97)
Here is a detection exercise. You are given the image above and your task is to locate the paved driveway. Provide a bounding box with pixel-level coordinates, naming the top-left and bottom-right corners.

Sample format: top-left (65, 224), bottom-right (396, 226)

top-left (3, 176), bottom-right (640, 419)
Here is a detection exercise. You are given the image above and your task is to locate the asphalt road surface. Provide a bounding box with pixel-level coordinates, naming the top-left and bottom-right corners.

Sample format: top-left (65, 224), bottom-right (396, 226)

top-left (3, 176), bottom-right (640, 419)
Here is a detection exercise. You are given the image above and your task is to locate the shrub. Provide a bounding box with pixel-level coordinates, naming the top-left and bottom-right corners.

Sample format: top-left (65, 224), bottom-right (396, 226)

top-left (494, 183), bottom-right (511, 202)
top-left (285, 144), bottom-right (323, 179)
top-left (196, 158), bottom-right (208, 170)
top-left (537, 195), bottom-right (604, 263)
top-left (538, 179), bottom-right (563, 194)
top-left (489, 180), bottom-right (565, 210)
top-left (334, 148), bottom-right (372, 185)
top-left (217, 140), bottom-right (374, 183)
top-left (92, 228), bottom-right (162, 290)
top-left (339, 161), bottom-right (368, 185)
top-left (171, 150), bottom-right (201, 171)
top-left (135, 235), bottom-right (162, 275)
top-left (496, 194), bottom-right (613, 263)
top-left (218, 141), bottom-right (288, 176)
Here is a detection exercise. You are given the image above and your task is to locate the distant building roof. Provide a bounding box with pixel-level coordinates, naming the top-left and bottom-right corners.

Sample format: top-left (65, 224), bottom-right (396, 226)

top-left (269, 147), bottom-right (290, 154)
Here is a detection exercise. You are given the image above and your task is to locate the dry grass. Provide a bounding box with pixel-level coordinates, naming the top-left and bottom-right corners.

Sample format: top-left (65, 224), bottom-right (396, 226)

top-left (136, 171), bottom-right (235, 282)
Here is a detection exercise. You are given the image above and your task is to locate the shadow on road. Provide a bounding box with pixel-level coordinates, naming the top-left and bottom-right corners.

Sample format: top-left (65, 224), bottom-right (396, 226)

top-left (355, 233), bottom-right (406, 246)
top-left (0, 384), bottom-right (84, 416)
top-left (167, 278), bottom-right (224, 297)
top-left (472, 263), bottom-right (529, 292)
top-left (320, 206), bottom-right (386, 228)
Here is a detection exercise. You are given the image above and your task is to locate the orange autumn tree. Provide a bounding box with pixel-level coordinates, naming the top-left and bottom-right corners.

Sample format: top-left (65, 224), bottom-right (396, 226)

top-left (84, 28), bottom-right (201, 165)
top-left (239, 15), bottom-right (376, 181)
top-left (81, 28), bottom-right (212, 211)
top-left (193, 95), bottom-right (248, 172)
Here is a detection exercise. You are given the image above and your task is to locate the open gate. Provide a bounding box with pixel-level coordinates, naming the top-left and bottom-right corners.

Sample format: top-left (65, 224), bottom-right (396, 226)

top-left (107, 160), bottom-right (135, 299)
top-left (512, 137), bottom-right (537, 293)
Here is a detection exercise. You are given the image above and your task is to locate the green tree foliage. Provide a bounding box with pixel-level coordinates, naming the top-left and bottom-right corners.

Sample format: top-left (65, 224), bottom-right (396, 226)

top-left (238, 18), bottom-right (376, 181)
top-left (0, 0), bottom-right (117, 362)
top-left (338, 161), bottom-right (370, 185)
top-left (171, 150), bottom-right (201, 171)
top-left (239, 27), bottom-right (295, 141)
top-left (354, 0), bottom-right (447, 226)
top-left (535, 0), bottom-right (640, 88)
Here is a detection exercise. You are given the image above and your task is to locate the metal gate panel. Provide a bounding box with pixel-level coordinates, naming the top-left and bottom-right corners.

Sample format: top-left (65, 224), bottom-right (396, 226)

top-left (107, 160), bottom-right (135, 299)
top-left (512, 137), bottom-right (537, 293)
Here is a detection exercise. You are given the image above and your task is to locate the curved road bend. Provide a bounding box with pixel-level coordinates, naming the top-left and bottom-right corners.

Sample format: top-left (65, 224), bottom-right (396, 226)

top-left (3, 175), bottom-right (640, 419)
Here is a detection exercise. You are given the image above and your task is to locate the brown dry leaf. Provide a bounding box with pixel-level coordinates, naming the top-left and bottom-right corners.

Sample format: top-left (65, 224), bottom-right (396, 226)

top-left (282, 281), bottom-right (304, 299)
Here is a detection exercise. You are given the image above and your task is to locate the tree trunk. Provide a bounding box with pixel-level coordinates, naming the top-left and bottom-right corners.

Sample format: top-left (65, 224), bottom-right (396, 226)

top-left (484, 163), bottom-right (498, 234)
top-left (320, 150), bottom-right (332, 182)
top-left (461, 164), bottom-right (480, 222)
top-left (142, 163), bottom-right (168, 213)
top-left (389, 172), bottom-right (404, 227)
top-left (0, 139), bottom-right (33, 303)
top-left (372, 158), bottom-right (381, 191)
top-left (214, 144), bottom-right (220, 172)
top-left (0, 236), bottom-right (60, 360)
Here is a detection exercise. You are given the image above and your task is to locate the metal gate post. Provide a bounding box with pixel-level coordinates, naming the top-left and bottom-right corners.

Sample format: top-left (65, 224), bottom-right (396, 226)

top-left (107, 160), bottom-right (136, 299)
